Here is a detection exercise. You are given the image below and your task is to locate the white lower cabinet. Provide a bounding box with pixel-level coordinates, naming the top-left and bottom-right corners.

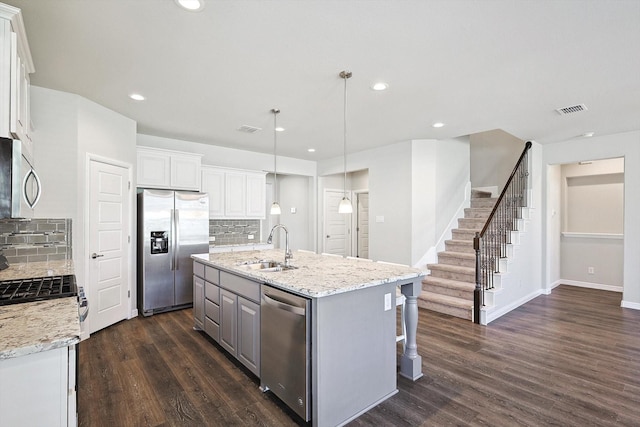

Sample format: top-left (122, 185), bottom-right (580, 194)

top-left (0, 345), bottom-right (76, 427)
top-left (193, 260), bottom-right (260, 376)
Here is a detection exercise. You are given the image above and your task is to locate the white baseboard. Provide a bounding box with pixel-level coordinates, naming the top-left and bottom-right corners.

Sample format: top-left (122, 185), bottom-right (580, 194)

top-left (129, 308), bottom-right (139, 319)
top-left (560, 280), bottom-right (623, 293)
top-left (621, 300), bottom-right (640, 310)
top-left (482, 289), bottom-right (543, 325)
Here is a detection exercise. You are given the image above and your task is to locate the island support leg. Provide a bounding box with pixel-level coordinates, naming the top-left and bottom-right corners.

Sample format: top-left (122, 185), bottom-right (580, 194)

top-left (400, 280), bottom-right (423, 380)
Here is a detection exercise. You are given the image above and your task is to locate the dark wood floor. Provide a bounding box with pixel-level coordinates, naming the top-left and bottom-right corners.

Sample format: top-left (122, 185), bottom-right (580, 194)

top-left (78, 285), bottom-right (640, 426)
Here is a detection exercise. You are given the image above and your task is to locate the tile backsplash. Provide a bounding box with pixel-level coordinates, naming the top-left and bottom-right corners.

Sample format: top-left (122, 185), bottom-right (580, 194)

top-left (0, 218), bottom-right (72, 263)
top-left (209, 219), bottom-right (260, 245)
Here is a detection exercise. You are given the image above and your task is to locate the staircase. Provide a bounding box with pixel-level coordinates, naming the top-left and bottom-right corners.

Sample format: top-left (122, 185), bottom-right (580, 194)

top-left (417, 190), bottom-right (496, 320)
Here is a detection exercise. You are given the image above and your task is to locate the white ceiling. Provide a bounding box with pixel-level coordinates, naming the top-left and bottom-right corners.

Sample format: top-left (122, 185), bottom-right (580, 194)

top-left (6, 0), bottom-right (640, 160)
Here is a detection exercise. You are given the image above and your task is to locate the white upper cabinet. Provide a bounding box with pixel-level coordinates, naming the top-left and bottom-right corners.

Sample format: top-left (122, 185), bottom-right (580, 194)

top-left (245, 172), bottom-right (266, 218)
top-left (0, 4), bottom-right (34, 152)
top-left (201, 166), bottom-right (225, 217)
top-left (137, 147), bottom-right (202, 191)
top-left (201, 166), bottom-right (266, 219)
top-left (224, 171), bottom-right (247, 217)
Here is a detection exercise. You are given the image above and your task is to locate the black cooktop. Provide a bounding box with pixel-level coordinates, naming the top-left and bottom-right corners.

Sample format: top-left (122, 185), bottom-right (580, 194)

top-left (0, 275), bottom-right (77, 306)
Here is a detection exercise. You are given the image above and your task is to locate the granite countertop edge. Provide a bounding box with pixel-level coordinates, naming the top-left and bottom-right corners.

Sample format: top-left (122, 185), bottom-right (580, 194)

top-left (192, 250), bottom-right (426, 298)
top-left (0, 260), bottom-right (80, 360)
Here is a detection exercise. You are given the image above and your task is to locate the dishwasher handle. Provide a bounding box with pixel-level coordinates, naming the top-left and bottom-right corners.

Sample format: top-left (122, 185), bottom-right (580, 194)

top-left (262, 293), bottom-right (306, 316)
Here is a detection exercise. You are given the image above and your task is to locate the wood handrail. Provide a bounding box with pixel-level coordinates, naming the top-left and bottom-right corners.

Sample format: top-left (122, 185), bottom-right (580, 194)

top-left (478, 140), bottom-right (532, 238)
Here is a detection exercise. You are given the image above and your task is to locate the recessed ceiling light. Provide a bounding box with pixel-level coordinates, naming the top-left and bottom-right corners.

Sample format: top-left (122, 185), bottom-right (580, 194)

top-left (371, 82), bottom-right (389, 91)
top-left (129, 93), bottom-right (145, 101)
top-left (307, 148), bottom-right (316, 153)
top-left (582, 132), bottom-right (595, 138)
top-left (432, 122), bottom-right (445, 128)
top-left (175, 0), bottom-right (205, 12)
top-left (275, 127), bottom-right (285, 132)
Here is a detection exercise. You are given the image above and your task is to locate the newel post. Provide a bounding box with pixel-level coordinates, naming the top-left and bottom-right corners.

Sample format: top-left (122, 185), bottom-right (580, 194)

top-left (473, 232), bottom-right (481, 324)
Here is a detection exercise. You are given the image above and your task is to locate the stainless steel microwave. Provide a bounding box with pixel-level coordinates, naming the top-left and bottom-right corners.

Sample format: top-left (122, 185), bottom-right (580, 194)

top-left (0, 137), bottom-right (42, 218)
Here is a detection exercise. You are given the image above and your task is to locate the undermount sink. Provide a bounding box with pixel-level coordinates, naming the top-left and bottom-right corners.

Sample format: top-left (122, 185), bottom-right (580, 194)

top-left (238, 260), bottom-right (298, 272)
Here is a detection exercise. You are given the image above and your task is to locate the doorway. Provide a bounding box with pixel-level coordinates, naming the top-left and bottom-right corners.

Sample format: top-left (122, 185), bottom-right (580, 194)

top-left (323, 189), bottom-right (349, 255)
top-left (355, 192), bottom-right (369, 258)
top-left (87, 157), bottom-right (132, 334)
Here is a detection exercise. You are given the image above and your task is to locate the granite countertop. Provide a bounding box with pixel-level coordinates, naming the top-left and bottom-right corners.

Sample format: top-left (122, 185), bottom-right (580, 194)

top-left (0, 260), bottom-right (80, 360)
top-left (0, 297), bottom-right (81, 359)
top-left (0, 259), bottom-right (75, 281)
top-left (192, 249), bottom-right (426, 298)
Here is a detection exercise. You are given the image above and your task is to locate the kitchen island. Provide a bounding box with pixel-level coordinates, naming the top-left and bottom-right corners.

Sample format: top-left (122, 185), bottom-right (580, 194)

top-left (192, 249), bottom-right (425, 427)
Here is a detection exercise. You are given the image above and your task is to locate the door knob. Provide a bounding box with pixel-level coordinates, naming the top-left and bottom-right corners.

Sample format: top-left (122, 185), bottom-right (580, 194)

top-left (91, 253), bottom-right (104, 259)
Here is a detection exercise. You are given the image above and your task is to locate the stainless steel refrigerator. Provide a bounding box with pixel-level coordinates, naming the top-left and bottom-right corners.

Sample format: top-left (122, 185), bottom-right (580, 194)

top-left (137, 189), bottom-right (209, 316)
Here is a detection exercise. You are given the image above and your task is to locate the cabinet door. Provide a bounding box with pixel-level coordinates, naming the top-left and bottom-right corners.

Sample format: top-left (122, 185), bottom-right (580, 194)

top-left (201, 167), bottom-right (225, 217)
top-left (219, 289), bottom-right (237, 355)
top-left (246, 173), bottom-right (266, 218)
top-left (225, 172), bottom-right (246, 217)
top-left (171, 153), bottom-right (201, 190)
top-left (137, 149), bottom-right (170, 188)
top-left (193, 275), bottom-right (205, 330)
top-left (237, 296), bottom-right (260, 376)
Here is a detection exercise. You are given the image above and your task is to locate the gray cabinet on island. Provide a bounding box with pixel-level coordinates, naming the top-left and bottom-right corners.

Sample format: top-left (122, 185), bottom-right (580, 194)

top-left (192, 249), bottom-right (425, 427)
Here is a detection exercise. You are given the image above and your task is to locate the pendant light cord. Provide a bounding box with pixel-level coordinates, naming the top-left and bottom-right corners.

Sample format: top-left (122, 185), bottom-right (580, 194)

top-left (272, 108), bottom-right (279, 203)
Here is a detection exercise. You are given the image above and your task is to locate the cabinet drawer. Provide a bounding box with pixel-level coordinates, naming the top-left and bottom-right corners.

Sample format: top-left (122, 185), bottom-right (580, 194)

top-left (205, 282), bottom-right (220, 304)
top-left (205, 266), bottom-right (219, 284)
top-left (205, 298), bottom-right (220, 323)
top-left (220, 271), bottom-right (260, 302)
top-left (204, 316), bottom-right (219, 343)
top-left (193, 261), bottom-right (205, 279)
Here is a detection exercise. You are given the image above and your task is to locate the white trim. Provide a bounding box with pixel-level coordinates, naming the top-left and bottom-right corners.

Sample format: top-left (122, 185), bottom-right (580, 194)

top-left (561, 232), bottom-right (623, 240)
top-left (621, 300), bottom-right (640, 310)
top-left (481, 289), bottom-right (543, 325)
top-left (559, 279), bottom-right (623, 292)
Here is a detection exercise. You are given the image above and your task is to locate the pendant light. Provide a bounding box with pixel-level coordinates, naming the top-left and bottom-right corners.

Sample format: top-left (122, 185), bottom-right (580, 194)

top-left (338, 70), bottom-right (353, 214)
top-left (270, 108), bottom-right (282, 215)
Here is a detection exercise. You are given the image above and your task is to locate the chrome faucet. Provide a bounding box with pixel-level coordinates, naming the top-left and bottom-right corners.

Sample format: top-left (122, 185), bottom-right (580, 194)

top-left (267, 224), bottom-right (292, 267)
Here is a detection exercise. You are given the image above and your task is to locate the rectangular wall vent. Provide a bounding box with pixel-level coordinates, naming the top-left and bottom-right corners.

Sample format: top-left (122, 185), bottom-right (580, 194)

top-left (556, 104), bottom-right (588, 115)
top-left (237, 125), bottom-right (262, 133)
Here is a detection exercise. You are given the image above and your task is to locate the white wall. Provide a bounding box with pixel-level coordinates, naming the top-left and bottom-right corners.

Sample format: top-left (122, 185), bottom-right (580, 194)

top-left (31, 85), bottom-right (138, 317)
top-left (470, 129), bottom-right (524, 191)
top-left (318, 137), bottom-right (470, 266)
top-left (318, 141), bottom-right (413, 264)
top-left (411, 137), bottom-right (470, 267)
top-left (542, 130), bottom-right (640, 309)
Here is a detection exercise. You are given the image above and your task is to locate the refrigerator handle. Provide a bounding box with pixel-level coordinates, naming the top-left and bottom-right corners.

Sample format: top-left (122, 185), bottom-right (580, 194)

top-left (170, 209), bottom-right (175, 271)
top-left (174, 209), bottom-right (180, 270)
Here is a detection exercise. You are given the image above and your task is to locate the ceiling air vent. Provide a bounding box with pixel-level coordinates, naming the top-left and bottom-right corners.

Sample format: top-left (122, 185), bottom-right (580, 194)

top-left (237, 125), bottom-right (262, 133)
top-left (555, 104), bottom-right (588, 115)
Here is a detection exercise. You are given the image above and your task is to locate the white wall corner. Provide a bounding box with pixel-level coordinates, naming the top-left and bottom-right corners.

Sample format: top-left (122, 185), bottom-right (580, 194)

top-left (413, 181), bottom-right (471, 269)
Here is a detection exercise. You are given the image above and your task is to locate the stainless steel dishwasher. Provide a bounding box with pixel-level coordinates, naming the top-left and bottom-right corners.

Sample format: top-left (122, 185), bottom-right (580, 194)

top-left (260, 285), bottom-right (310, 422)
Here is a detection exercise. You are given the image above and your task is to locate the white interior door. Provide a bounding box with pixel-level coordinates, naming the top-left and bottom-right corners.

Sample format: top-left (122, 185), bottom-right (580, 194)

top-left (357, 192), bottom-right (369, 259)
top-left (323, 189), bottom-right (350, 256)
top-left (88, 159), bottom-right (130, 334)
